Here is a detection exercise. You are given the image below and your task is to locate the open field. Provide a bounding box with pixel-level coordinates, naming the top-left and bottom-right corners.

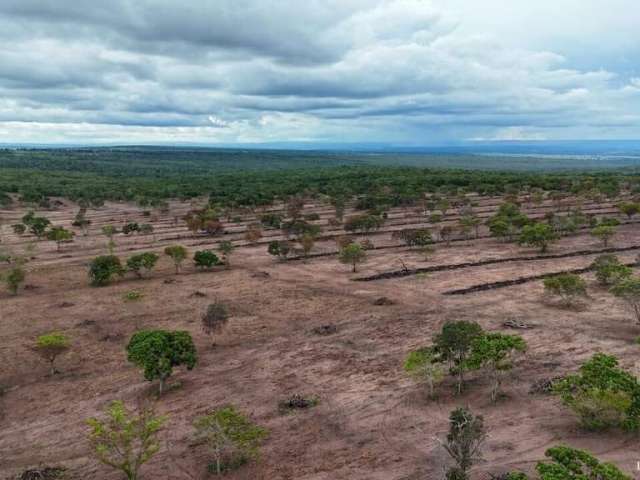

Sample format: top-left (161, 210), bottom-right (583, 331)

top-left (2, 191), bottom-right (640, 480)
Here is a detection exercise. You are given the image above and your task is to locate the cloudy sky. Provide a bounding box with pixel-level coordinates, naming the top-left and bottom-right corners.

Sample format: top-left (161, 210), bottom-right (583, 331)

top-left (1, 0), bottom-right (639, 144)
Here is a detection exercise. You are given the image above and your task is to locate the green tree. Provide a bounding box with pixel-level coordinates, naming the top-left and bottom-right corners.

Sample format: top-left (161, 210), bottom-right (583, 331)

top-left (193, 405), bottom-right (268, 476)
top-left (591, 225), bottom-right (617, 247)
top-left (543, 274), bottom-right (587, 307)
top-left (126, 252), bottom-right (159, 278)
top-left (27, 216), bottom-right (51, 238)
top-left (617, 202), bottom-right (640, 219)
top-left (89, 255), bottom-right (124, 286)
top-left (404, 347), bottom-right (445, 398)
top-left (126, 330), bottom-right (197, 395)
top-left (591, 255), bottom-right (632, 286)
top-left (102, 225), bottom-right (118, 254)
top-left (554, 353), bottom-right (640, 431)
top-left (518, 223), bottom-right (558, 253)
top-left (338, 243), bottom-right (366, 272)
top-left (3, 264), bottom-right (25, 295)
top-left (465, 333), bottom-right (527, 401)
top-left (46, 226), bottom-right (74, 251)
top-left (433, 321), bottom-right (483, 394)
top-left (610, 277), bottom-right (640, 323)
top-left (194, 250), bottom-right (220, 269)
top-left (34, 332), bottom-right (70, 375)
top-left (164, 245), bottom-right (188, 274)
top-left (87, 400), bottom-right (166, 480)
top-left (299, 233), bottom-right (315, 259)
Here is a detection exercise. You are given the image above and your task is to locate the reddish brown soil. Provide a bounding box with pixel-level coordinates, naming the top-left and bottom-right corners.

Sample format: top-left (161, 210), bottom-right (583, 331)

top-left (1, 198), bottom-right (640, 479)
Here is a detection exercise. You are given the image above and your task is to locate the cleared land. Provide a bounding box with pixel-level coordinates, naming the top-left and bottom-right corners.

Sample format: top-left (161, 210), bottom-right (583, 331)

top-left (1, 194), bottom-right (639, 479)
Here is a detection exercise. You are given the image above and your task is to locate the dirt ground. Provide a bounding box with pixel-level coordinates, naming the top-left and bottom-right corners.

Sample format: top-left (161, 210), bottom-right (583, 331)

top-left (1, 198), bottom-right (640, 479)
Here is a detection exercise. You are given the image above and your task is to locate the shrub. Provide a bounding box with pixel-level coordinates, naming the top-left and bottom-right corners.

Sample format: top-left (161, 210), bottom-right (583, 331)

top-left (126, 330), bottom-right (197, 395)
top-left (11, 224), bottom-right (26, 235)
top-left (193, 405), bottom-right (267, 476)
top-left (465, 333), bottom-right (527, 401)
top-left (244, 224), bottom-right (263, 244)
top-left (164, 245), bottom-right (188, 273)
top-left (610, 277), bottom-right (640, 323)
top-left (543, 274), bottom-right (587, 307)
top-left (202, 301), bottom-right (230, 346)
top-left (89, 255), bottom-right (124, 286)
top-left (126, 252), bottom-right (159, 278)
top-left (4, 265), bottom-right (25, 295)
top-left (591, 255), bottom-right (632, 286)
top-left (404, 347), bottom-right (445, 398)
top-left (267, 240), bottom-right (291, 260)
top-left (139, 223), bottom-right (154, 235)
top-left (260, 213), bottom-right (283, 229)
top-left (34, 332), bottom-right (70, 375)
top-left (536, 445), bottom-right (632, 480)
top-left (338, 243), bottom-right (366, 272)
top-left (122, 222), bottom-right (140, 235)
top-left (87, 400), bottom-right (166, 480)
top-left (554, 353), bottom-right (640, 431)
top-left (218, 241), bottom-right (235, 267)
top-left (591, 225), bottom-right (617, 247)
top-left (194, 250), bottom-right (221, 269)
top-left (393, 228), bottom-right (433, 247)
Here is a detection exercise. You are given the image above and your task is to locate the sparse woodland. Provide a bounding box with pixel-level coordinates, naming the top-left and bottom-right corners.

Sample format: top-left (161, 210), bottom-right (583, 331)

top-left (2, 149), bottom-right (640, 479)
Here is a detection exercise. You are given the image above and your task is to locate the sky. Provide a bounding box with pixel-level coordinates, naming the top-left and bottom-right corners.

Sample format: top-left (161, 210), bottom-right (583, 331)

top-left (0, 0), bottom-right (639, 145)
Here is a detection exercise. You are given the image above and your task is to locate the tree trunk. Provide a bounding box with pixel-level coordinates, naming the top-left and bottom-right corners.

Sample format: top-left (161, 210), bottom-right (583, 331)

top-left (159, 377), bottom-right (165, 396)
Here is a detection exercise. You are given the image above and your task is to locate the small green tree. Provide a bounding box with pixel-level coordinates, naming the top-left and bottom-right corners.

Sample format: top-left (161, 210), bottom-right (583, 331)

top-left (536, 445), bottom-right (632, 480)
top-left (164, 245), bottom-right (188, 274)
top-left (610, 277), bottom-right (640, 323)
top-left (553, 353), bottom-right (640, 431)
top-left (465, 333), bottom-right (527, 401)
top-left (267, 240), bottom-right (291, 261)
top-left (139, 224), bottom-right (154, 235)
top-left (591, 225), bottom-right (617, 247)
top-left (46, 226), bottom-right (74, 251)
top-left (433, 321), bottom-right (483, 394)
top-left (193, 405), bottom-right (268, 475)
top-left (126, 330), bottom-right (197, 395)
top-left (194, 250), bottom-right (220, 269)
top-left (518, 223), bottom-right (558, 253)
top-left (591, 255), bottom-right (632, 286)
top-left (218, 241), bottom-right (235, 268)
top-left (338, 243), bottom-right (366, 272)
top-left (89, 255), bottom-right (124, 286)
top-left (3, 264), bottom-right (25, 295)
top-left (126, 252), bottom-right (159, 278)
top-left (299, 233), bottom-right (315, 259)
top-left (543, 274), bottom-right (587, 307)
top-left (439, 407), bottom-right (486, 480)
top-left (34, 332), bottom-right (70, 375)
top-left (617, 202), bottom-right (640, 219)
top-left (202, 301), bottom-right (230, 346)
top-left (404, 347), bottom-right (445, 398)
top-left (87, 400), bottom-right (166, 480)
top-left (25, 215), bottom-right (50, 238)
top-left (11, 224), bottom-right (26, 235)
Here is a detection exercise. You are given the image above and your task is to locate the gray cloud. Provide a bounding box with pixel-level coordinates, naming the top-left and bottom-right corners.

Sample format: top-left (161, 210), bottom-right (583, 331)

top-left (0, 0), bottom-right (638, 143)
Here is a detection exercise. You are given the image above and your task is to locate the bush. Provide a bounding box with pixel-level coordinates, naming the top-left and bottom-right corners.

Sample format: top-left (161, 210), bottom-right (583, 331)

top-left (202, 301), bottom-right (229, 345)
top-left (543, 274), bottom-right (587, 307)
top-left (194, 250), bottom-right (221, 269)
top-left (122, 222), bottom-right (140, 235)
top-left (4, 265), bottom-right (25, 295)
top-left (88, 255), bottom-right (124, 286)
top-left (126, 330), bottom-right (197, 395)
top-left (267, 240), bottom-right (291, 260)
top-left (591, 255), bottom-right (632, 286)
top-left (193, 405), bottom-right (267, 476)
top-left (434, 321), bottom-right (483, 394)
top-left (554, 353), bottom-right (640, 431)
top-left (126, 252), bottom-right (159, 278)
top-left (260, 213), bottom-right (283, 229)
top-left (404, 347), bottom-right (445, 398)
top-left (591, 225), bottom-right (617, 247)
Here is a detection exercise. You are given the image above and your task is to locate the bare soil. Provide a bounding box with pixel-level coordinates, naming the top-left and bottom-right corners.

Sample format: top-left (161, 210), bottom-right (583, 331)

top-left (1, 198), bottom-right (640, 479)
